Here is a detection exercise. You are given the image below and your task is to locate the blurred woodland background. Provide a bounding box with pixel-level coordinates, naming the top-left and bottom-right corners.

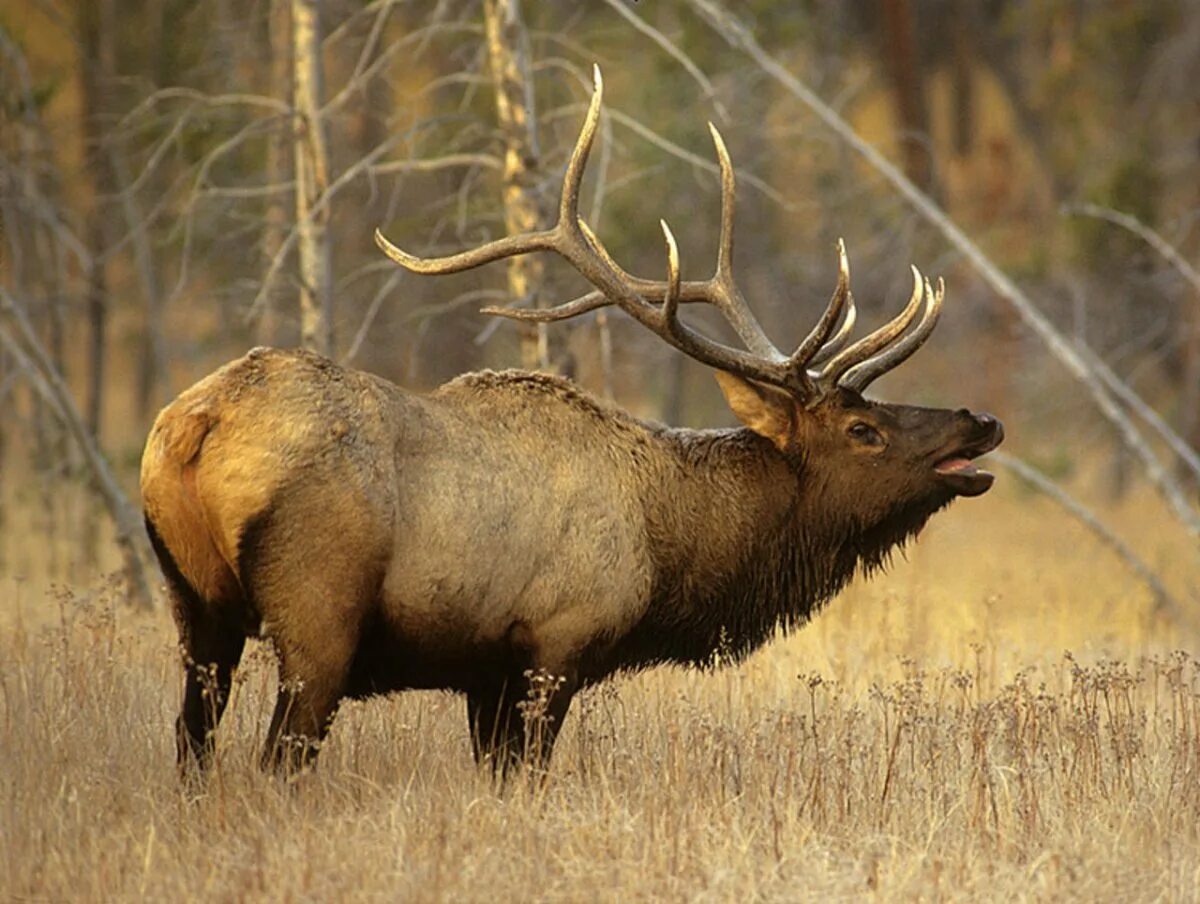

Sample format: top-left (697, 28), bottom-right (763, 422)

top-left (1, 0), bottom-right (1199, 617)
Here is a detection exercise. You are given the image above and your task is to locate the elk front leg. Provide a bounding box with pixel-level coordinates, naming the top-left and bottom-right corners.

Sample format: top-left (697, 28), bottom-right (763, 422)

top-left (466, 669), bottom-right (577, 777)
top-left (467, 678), bottom-right (524, 777)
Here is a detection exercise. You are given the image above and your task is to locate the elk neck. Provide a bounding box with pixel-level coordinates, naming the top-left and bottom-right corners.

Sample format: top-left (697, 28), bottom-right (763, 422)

top-left (606, 424), bottom-right (938, 674)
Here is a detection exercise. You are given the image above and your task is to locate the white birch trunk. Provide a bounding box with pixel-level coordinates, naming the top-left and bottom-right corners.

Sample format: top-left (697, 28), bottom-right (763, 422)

top-left (292, 0), bottom-right (333, 355)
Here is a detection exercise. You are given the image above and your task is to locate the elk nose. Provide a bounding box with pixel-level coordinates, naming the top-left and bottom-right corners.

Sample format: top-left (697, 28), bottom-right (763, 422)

top-left (958, 408), bottom-right (993, 425)
top-left (973, 412), bottom-right (1003, 442)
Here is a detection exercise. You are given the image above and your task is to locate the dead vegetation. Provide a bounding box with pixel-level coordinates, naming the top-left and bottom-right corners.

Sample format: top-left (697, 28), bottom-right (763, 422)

top-left (1, 479), bottom-right (1198, 902)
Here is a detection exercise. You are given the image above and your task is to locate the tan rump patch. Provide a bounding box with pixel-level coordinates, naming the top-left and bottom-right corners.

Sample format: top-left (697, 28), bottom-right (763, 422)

top-left (141, 403), bottom-right (241, 606)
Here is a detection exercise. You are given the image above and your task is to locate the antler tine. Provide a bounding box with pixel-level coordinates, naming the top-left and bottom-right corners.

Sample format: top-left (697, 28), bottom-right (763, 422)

top-left (705, 124), bottom-right (785, 361)
top-left (788, 239), bottom-right (853, 371)
top-left (710, 124), bottom-right (736, 281)
top-left (559, 64), bottom-right (605, 229)
top-left (658, 220), bottom-right (683, 334)
top-left (479, 292), bottom-right (610, 322)
top-left (374, 64), bottom-right (608, 276)
top-left (840, 277), bottom-right (944, 391)
top-left (808, 298), bottom-right (857, 368)
top-left (815, 266), bottom-right (926, 387)
top-left (476, 115), bottom-right (786, 366)
top-left (374, 225), bottom-right (557, 274)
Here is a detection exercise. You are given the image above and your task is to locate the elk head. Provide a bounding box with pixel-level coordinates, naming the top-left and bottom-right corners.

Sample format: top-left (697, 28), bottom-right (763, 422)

top-left (375, 66), bottom-right (1002, 531)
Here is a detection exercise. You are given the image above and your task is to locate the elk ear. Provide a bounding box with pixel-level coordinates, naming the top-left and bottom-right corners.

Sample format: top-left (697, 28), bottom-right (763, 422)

top-left (714, 371), bottom-right (796, 449)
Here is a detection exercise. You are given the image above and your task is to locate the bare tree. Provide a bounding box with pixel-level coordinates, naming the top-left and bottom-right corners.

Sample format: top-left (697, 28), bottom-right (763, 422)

top-left (293, 0), bottom-right (333, 354)
top-left (77, 0), bottom-right (117, 437)
top-left (878, 0), bottom-right (931, 192)
top-left (483, 0), bottom-right (550, 369)
top-left (260, 0), bottom-right (293, 347)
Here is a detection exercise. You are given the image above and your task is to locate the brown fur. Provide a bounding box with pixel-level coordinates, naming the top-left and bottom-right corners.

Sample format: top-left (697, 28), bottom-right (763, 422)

top-left (142, 346), bottom-right (1002, 777)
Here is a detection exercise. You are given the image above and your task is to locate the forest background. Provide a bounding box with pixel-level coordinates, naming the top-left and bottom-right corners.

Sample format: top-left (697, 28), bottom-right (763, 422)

top-left (2, 1), bottom-right (1200, 900)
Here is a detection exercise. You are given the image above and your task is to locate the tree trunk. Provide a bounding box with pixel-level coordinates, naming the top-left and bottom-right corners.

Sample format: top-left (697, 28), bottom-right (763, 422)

top-left (78, 0), bottom-right (117, 438)
top-left (1182, 146), bottom-right (1200, 490)
top-left (292, 0), bottom-right (333, 355)
top-left (663, 354), bottom-right (687, 426)
top-left (949, 4), bottom-right (975, 157)
top-left (261, 0), bottom-right (293, 348)
top-left (878, 0), bottom-right (932, 192)
top-left (483, 0), bottom-right (549, 370)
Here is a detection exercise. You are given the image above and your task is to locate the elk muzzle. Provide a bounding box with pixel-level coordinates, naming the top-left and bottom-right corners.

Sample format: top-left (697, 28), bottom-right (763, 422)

top-left (932, 411), bottom-right (1004, 497)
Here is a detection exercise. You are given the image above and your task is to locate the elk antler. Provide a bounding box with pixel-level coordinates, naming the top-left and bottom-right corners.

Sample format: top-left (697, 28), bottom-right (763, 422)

top-left (374, 65), bottom-right (943, 401)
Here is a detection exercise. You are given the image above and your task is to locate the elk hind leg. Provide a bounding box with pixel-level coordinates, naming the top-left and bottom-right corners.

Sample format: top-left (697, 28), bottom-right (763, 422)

top-left (149, 518), bottom-right (247, 777)
top-left (177, 609), bottom-right (246, 775)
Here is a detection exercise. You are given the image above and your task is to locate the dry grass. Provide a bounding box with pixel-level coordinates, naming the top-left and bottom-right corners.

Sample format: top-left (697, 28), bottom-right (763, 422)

top-left (2, 477), bottom-right (1199, 902)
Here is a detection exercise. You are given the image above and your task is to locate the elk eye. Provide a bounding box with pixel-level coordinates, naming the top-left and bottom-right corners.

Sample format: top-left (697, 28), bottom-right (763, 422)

top-left (847, 422), bottom-right (884, 446)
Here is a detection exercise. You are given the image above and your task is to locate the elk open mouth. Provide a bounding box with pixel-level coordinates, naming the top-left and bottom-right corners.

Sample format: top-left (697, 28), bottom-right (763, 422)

top-left (933, 420), bottom-right (1004, 497)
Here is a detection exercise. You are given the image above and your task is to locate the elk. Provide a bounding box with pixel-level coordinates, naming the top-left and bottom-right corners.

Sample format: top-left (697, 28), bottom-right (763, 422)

top-left (141, 68), bottom-right (1002, 779)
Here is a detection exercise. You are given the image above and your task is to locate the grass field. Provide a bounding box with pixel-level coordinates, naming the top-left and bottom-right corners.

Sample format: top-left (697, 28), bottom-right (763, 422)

top-left (1, 475), bottom-right (1198, 902)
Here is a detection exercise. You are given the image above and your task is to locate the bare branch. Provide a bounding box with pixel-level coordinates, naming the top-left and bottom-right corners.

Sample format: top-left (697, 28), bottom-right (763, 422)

top-left (599, 0), bottom-right (729, 122)
top-left (1064, 203), bottom-right (1200, 295)
top-left (535, 100), bottom-right (791, 210)
top-left (112, 86), bottom-right (290, 138)
top-left (319, 21), bottom-right (484, 123)
top-left (246, 125), bottom-right (412, 326)
top-left (370, 152), bottom-right (502, 176)
top-left (0, 155), bottom-right (92, 268)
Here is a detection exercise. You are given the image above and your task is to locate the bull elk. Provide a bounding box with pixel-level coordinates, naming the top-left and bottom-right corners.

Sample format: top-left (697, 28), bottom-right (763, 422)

top-left (141, 68), bottom-right (1002, 779)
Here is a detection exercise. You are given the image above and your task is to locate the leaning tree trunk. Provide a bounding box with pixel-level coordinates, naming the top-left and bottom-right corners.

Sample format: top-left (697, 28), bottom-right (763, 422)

top-left (292, 0), bottom-right (333, 355)
top-left (0, 291), bottom-right (156, 610)
top-left (1180, 214), bottom-right (1200, 490)
top-left (687, 0), bottom-right (1200, 541)
top-left (483, 0), bottom-right (550, 370)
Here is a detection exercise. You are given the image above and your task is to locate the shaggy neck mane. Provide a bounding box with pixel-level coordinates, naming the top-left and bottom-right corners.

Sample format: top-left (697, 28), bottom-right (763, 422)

top-left (596, 426), bottom-right (946, 678)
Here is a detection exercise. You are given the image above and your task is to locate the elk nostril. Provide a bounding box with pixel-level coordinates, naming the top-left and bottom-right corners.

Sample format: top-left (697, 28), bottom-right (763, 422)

top-left (974, 412), bottom-right (1003, 443)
